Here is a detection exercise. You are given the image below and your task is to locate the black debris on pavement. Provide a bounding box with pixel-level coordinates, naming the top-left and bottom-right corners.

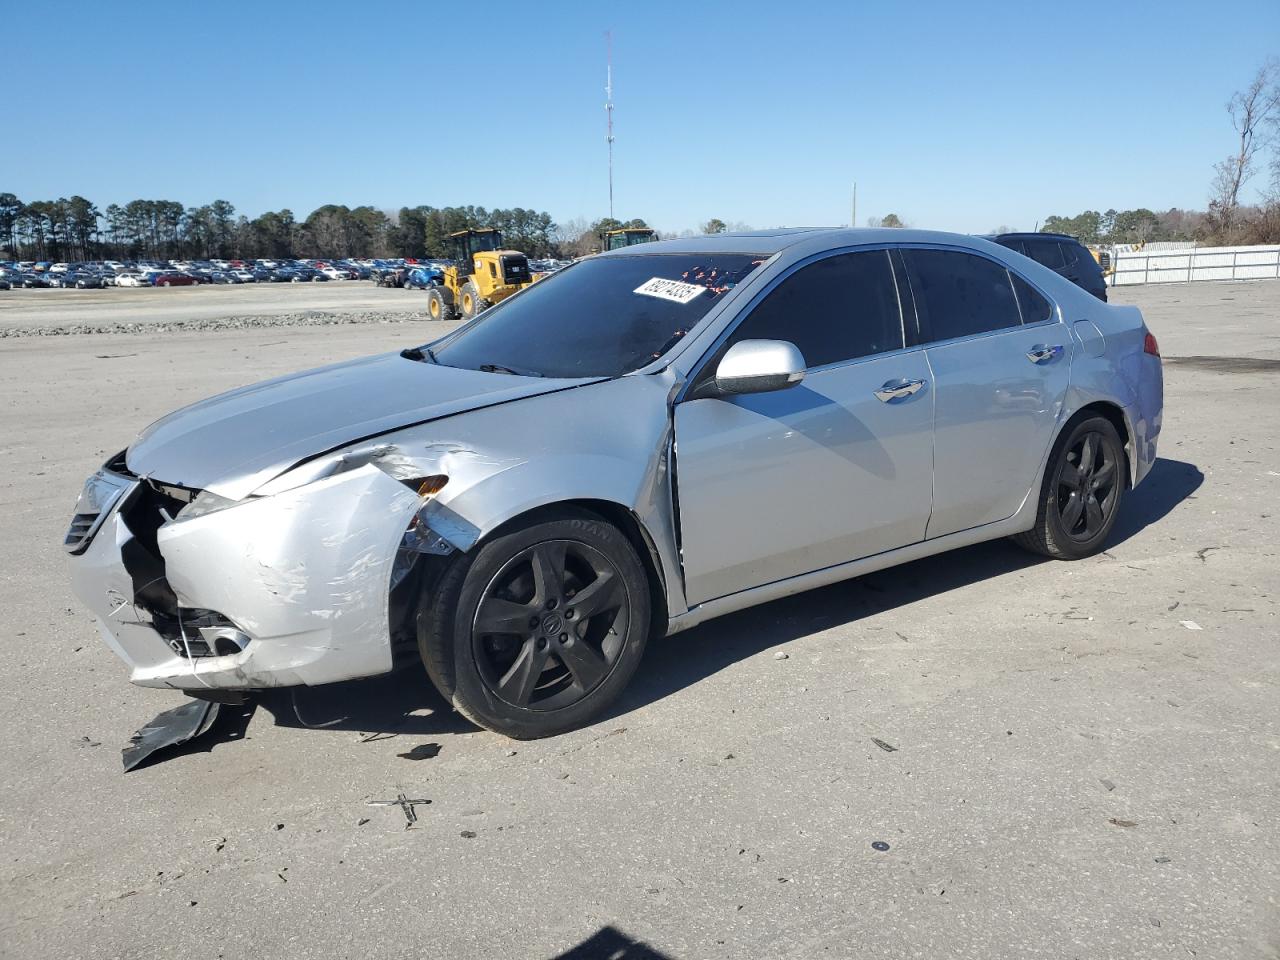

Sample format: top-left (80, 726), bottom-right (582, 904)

top-left (871, 841), bottom-right (890, 852)
top-left (870, 738), bottom-right (898, 753)
top-left (122, 697), bottom-right (220, 772)
top-left (397, 742), bottom-right (442, 761)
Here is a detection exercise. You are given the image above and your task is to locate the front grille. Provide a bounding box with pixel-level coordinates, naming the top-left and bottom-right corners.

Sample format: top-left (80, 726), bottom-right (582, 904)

top-left (501, 254), bottom-right (530, 286)
top-left (64, 464), bottom-right (134, 555)
top-left (64, 513), bottom-right (98, 551)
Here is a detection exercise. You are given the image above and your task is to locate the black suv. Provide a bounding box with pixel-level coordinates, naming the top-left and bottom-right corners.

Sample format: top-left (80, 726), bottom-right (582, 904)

top-left (989, 232), bottom-right (1107, 301)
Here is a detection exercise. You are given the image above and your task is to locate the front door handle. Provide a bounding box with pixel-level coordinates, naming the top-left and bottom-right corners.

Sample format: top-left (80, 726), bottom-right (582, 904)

top-left (1026, 344), bottom-right (1063, 364)
top-left (874, 378), bottom-right (925, 402)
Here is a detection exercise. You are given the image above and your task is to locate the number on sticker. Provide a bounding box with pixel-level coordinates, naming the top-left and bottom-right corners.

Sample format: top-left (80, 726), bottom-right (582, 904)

top-left (633, 277), bottom-right (706, 304)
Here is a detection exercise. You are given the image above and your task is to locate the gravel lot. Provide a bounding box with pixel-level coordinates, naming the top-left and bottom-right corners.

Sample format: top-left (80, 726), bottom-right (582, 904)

top-left (1, 281), bottom-right (1277, 959)
top-left (0, 281), bottom-right (426, 337)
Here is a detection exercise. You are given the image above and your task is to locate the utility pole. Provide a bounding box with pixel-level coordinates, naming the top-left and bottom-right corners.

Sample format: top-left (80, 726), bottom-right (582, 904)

top-left (851, 181), bottom-right (857, 228)
top-left (605, 31), bottom-right (615, 221)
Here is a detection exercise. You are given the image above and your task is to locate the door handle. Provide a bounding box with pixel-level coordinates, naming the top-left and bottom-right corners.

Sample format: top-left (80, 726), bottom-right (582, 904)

top-left (1026, 344), bottom-right (1063, 364)
top-left (874, 378), bottom-right (925, 402)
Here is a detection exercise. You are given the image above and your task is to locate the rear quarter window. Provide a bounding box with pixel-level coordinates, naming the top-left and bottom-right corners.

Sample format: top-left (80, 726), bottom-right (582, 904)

top-left (1064, 241), bottom-right (1100, 271)
top-left (1010, 273), bottom-right (1053, 324)
top-left (1025, 239), bottom-right (1068, 269)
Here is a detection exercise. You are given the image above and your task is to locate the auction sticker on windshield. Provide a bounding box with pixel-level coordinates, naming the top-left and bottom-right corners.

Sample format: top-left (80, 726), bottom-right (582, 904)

top-left (633, 277), bottom-right (707, 304)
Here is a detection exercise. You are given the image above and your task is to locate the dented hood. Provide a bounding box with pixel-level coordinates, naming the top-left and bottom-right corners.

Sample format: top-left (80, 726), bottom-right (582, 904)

top-left (127, 351), bottom-right (598, 499)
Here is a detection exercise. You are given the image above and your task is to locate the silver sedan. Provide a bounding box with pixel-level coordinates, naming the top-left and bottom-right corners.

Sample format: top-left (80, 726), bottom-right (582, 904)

top-left (66, 229), bottom-right (1164, 738)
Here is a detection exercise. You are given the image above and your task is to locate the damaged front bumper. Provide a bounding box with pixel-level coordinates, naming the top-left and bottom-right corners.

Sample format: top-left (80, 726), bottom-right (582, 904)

top-left (67, 460), bottom-right (425, 690)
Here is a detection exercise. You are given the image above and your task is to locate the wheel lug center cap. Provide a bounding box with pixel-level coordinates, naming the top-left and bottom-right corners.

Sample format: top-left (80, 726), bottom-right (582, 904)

top-left (542, 613), bottom-right (563, 635)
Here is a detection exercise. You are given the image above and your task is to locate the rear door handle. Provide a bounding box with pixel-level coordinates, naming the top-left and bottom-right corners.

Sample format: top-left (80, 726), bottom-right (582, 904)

top-left (874, 378), bottom-right (925, 402)
top-left (1026, 344), bottom-right (1063, 364)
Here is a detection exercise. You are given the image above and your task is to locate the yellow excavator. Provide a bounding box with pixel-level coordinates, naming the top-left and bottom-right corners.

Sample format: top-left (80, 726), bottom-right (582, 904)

top-left (602, 227), bottom-right (657, 251)
top-left (425, 228), bottom-right (535, 322)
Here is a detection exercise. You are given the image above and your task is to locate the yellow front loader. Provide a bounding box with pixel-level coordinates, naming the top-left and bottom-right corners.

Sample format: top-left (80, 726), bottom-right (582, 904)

top-left (603, 227), bottom-right (657, 251)
top-left (425, 228), bottom-right (535, 322)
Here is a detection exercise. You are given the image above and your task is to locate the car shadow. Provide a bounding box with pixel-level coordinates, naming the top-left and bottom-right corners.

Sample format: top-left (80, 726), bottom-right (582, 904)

top-left (254, 668), bottom-right (472, 740)
top-left (611, 456), bottom-right (1203, 720)
top-left (1107, 456), bottom-right (1203, 546)
top-left (229, 457), bottom-right (1203, 747)
top-left (549, 926), bottom-right (674, 959)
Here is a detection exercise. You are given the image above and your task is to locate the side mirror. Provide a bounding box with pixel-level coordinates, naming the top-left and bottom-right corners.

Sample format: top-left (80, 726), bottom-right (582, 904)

top-left (711, 339), bottom-right (806, 396)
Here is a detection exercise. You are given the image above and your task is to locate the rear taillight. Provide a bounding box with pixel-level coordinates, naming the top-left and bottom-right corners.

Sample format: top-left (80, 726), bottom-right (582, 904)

top-left (1143, 331), bottom-right (1160, 357)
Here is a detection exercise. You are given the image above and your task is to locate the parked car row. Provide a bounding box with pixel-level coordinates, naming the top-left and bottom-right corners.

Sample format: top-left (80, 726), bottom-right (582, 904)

top-left (0, 256), bottom-right (406, 290)
top-left (2, 254), bottom-right (573, 294)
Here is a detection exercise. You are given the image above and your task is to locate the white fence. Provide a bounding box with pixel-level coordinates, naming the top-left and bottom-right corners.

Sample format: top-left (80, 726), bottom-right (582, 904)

top-left (1109, 244), bottom-right (1280, 286)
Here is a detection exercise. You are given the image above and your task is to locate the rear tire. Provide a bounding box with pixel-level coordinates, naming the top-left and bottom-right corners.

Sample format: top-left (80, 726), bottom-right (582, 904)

top-left (460, 281), bottom-right (483, 320)
top-left (1012, 415), bottom-right (1125, 560)
top-left (418, 508), bottom-right (651, 739)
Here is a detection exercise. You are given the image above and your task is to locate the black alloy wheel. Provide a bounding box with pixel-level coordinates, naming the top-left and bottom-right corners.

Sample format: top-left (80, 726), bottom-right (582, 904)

top-left (418, 509), bottom-right (652, 738)
top-left (1055, 428), bottom-right (1119, 542)
top-left (472, 540), bottom-right (628, 711)
top-left (1013, 414), bottom-right (1125, 560)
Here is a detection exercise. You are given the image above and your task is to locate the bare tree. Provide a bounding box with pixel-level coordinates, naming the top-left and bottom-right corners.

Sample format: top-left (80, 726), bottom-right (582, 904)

top-left (1209, 60), bottom-right (1280, 241)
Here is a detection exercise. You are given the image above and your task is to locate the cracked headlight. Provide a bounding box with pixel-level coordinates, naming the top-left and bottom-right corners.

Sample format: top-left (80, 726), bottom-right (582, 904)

top-left (176, 489), bottom-right (241, 521)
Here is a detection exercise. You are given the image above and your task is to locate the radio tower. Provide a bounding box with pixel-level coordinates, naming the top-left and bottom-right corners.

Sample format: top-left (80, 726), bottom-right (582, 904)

top-left (605, 31), bottom-right (615, 220)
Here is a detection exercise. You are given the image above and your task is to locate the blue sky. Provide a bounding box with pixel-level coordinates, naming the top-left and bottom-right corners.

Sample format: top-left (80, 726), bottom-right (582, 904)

top-left (4, 0), bottom-right (1277, 234)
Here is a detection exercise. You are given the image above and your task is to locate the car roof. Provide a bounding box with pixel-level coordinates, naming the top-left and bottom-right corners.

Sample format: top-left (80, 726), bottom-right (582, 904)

top-left (598, 227), bottom-right (1004, 258)
top-left (987, 231), bottom-right (1084, 243)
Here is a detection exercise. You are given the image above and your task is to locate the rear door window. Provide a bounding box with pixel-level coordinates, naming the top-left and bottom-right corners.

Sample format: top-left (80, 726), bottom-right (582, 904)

top-left (723, 250), bottom-right (905, 368)
top-left (903, 249), bottom-right (1023, 342)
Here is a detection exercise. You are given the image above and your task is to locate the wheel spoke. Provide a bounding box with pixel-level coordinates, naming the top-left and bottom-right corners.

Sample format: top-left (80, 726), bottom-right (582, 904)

top-left (1079, 434), bottom-right (1096, 475)
top-left (475, 596), bottom-right (536, 635)
top-left (1085, 493), bottom-right (1104, 533)
top-left (530, 542), bottom-right (567, 606)
top-left (1093, 459), bottom-right (1116, 486)
top-left (557, 639), bottom-right (608, 692)
top-left (497, 640), bottom-right (550, 706)
top-left (1060, 492), bottom-right (1085, 531)
top-left (1059, 461), bottom-right (1083, 490)
top-left (567, 570), bottom-right (621, 620)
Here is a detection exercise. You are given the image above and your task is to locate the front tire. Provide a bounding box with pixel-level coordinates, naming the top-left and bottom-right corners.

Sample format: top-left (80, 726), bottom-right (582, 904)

top-left (425, 286), bottom-right (452, 321)
top-left (1013, 415), bottom-right (1125, 560)
top-left (418, 508), bottom-right (651, 739)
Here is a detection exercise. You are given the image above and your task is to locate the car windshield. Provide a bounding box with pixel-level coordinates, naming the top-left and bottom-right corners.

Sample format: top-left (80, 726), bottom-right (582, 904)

top-left (428, 253), bottom-right (766, 378)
